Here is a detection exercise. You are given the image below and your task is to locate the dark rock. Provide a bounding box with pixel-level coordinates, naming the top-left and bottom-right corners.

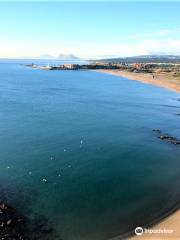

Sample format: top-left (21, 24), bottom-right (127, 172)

top-left (7, 219), bottom-right (12, 225)
top-left (0, 203), bottom-right (7, 210)
top-left (0, 201), bottom-right (29, 240)
top-left (0, 199), bottom-right (56, 240)
top-left (152, 129), bottom-right (161, 133)
top-left (153, 129), bottom-right (180, 146)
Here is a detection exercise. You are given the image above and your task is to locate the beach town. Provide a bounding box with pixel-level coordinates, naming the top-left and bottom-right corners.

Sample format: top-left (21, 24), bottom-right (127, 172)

top-left (26, 60), bottom-right (180, 92)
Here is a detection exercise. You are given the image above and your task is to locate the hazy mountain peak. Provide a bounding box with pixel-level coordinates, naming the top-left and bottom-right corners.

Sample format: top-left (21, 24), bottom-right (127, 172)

top-left (57, 54), bottom-right (80, 60)
top-left (37, 54), bottom-right (56, 59)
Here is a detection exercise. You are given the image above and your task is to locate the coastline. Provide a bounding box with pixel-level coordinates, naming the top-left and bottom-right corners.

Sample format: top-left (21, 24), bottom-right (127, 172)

top-left (131, 209), bottom-right (180, 239)
top-left (96, 69), bottom-right (180, 93)
top-left (108, 209), bottom-right (180, 240)
top-left (98, 69), bottom-right (180, 239)
top-left (2, 64), bottom-right (180, 240)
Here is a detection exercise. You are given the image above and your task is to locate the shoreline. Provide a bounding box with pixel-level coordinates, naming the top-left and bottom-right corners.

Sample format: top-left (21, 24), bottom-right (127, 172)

top-left (96, 69), bottom-right (180, 93)
top-left (131, 209), bottom-right (180, 239)
top-left (98, 69), bottom-right (180, 239)
top-left (2, 65), bottom-right (180, 240)
top-left (109, 207), bottom-right (180, 240)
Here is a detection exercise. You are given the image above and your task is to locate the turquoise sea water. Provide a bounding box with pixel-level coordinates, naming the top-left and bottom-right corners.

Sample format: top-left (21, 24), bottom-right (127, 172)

top-left (0, 60), bottom-right (180, 240)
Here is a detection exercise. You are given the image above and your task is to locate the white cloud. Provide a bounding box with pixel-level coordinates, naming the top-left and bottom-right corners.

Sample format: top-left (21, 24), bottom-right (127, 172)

top-left (139, 38), bottom-right (180, 55)
top-left (130, 29), bottom-right (173, 39)
top-left (0, 35), bottom-right (180, 59)
top-left (85, 38), bottom-right (180, 58)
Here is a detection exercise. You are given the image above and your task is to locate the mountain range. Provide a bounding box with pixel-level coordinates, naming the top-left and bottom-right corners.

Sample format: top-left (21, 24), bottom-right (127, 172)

top-left (96, 55), bottom-right (180, 64)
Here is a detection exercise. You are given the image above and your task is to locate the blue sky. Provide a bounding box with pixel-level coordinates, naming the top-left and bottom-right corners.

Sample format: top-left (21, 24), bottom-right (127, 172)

top-left (0, 2), bottom-right (180, 58)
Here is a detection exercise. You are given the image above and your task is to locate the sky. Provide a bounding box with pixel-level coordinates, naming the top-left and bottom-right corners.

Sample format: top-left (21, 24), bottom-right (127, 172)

top-left (0, 2), bottom-right (180, 59)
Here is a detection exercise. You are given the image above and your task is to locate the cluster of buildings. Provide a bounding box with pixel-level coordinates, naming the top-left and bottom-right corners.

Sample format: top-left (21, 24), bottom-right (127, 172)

top-left (48, 62), bottom-right (129, 70)
top-left (31, 63), bottom-right (127, 71)
top-left (26, 62), bottom-right (180, 75)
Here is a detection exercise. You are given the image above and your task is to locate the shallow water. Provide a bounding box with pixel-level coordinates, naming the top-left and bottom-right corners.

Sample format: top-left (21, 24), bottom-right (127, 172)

top-left (0, 60), bottom-right (180, 240)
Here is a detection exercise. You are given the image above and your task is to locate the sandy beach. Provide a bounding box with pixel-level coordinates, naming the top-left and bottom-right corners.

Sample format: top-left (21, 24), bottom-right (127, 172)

top-left (96, 70), bottom-right (180, 93)
top-left (131, 210), bottom-right (180, 239)
top-left (108, 210), bottom-right (180, 240)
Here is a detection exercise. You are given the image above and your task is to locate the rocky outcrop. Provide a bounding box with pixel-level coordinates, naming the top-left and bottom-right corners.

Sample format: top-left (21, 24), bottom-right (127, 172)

top-left (0, 201), bottom-right (56, 240)
top-left (0, 202), bottom-right (29, 240)
top-left (153, 129), bottom-right (180, 145)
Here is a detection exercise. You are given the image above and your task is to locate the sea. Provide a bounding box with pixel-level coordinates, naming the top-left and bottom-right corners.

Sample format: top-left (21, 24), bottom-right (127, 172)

top-left (0, 59), bottom-right (180, 240)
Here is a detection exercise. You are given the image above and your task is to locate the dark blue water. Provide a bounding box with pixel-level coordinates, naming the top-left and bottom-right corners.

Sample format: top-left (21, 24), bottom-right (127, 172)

top-left (0, 60), bottom-right (180, 240)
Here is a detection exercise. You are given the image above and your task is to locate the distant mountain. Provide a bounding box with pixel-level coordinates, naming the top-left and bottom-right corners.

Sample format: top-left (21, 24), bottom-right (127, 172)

top-left (37, 54), bottom-right (56, 59)
top-left (36, 53), bottom-right (80, 60)
top-left (57, 54), bottom-right (80, 60)
top-left (95, 55), bottom-right (180, 64)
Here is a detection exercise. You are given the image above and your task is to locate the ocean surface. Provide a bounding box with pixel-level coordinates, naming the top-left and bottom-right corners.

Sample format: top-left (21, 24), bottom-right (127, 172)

top-left (0, 59), bottom-right (180, 240)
